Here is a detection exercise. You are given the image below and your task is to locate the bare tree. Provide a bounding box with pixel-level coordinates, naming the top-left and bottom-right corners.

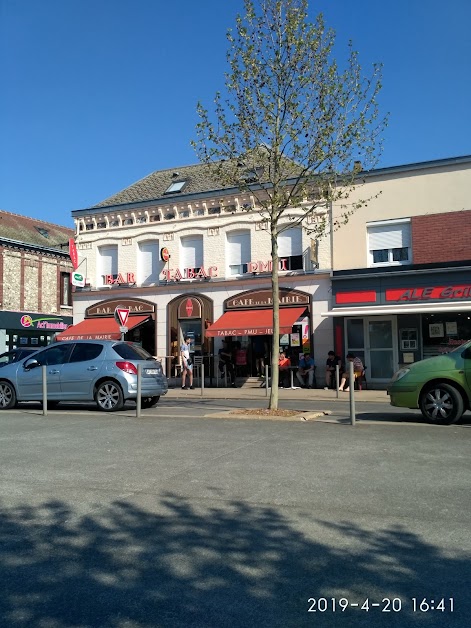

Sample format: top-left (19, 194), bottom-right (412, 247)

top-left (193, 0), bottom-right (387, 408)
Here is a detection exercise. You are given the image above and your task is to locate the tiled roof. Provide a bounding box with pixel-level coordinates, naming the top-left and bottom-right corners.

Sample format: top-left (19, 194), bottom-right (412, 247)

top-left (0, 210), bottom-right (74, 250)
top-left (93, 163), bottom-right (226, 208)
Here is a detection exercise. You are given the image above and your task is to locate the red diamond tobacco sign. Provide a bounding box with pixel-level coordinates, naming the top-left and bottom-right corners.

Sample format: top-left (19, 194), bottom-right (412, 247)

top-left (185, 298), bottom-right (194, 317)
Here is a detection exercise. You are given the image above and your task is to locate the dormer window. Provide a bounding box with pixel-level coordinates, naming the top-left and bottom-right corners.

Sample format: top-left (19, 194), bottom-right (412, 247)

top-left (36, 227), bottom-right (49, 238)
top-left (164, 180), bottom-right (187, 194)
top-left (242, 167), bottom-right (264, 183)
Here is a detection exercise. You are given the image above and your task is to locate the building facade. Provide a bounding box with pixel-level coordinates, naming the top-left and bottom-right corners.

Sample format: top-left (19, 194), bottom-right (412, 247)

top-left (67, 163), bottom-right (333, 378)
top-left (0, 211), bottom-right (74, 352)
top-left (325, 155), bottom-right (471, 386)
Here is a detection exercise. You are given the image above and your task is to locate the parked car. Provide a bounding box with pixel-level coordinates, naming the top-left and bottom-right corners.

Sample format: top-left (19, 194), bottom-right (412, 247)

top-left (388, 341), bottom-right (471, 424)
top-left (0, 348), bottom-right (38, 367)
top-left (0, 340), bottom-right (168, 412)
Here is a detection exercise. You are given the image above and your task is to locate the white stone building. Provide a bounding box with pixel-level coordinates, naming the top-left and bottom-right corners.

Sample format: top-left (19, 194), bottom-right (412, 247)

top-left (65, 162), bottom-right (333, 381)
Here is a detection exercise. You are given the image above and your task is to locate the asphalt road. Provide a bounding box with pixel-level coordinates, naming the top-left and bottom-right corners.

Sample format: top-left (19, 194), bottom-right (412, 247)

top-left (0, 399), bottom-right (470, 627)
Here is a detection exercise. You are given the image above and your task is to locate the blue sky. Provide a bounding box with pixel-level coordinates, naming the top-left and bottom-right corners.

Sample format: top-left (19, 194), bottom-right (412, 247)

top-left (1, 0), bottom-right (470, 227)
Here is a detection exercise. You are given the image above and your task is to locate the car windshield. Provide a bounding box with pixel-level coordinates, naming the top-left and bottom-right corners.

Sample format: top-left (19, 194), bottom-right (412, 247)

top-left (113, 342), bottom-right (155, 361)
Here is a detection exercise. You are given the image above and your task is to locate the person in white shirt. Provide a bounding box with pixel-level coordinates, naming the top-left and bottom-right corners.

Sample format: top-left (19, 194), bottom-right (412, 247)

top-left (180, 336), bottom-right (194, 390)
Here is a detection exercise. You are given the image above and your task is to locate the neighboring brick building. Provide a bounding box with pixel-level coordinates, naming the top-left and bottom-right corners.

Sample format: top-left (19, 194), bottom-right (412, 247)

top-left (0, 210), bottom-right (74, 353)
top-left (325, 155), bottom-right (471, 386)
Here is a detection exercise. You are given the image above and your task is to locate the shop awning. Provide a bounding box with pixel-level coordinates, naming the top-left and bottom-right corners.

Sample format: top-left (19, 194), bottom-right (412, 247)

top-left (55, 315), bottom-right (150, 341)
top-left (205, 306), bottom-right (307, 337)
top-left (321, 301), bottom-right (471, 317)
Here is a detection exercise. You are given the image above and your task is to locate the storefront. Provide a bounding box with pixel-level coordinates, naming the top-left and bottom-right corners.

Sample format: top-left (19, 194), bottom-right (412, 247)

top-left (55, 298), bottom-right (156, 354)
top-left (325, 266), bottom-right (471, 386)
top-left (206, 287), bottom-right (312, 376)
top-left (0, 310), bottom-right (73, 353)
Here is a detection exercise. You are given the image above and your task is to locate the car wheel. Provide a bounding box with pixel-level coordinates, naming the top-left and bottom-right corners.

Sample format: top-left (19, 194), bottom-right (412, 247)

top-left (0, 381), bottom-right (17, 409)
top-left (419, 383), bottom-right (464, 425)
top-left (95, 380), bottom-right (124, 412)
top-left (141, 396), bottom-right (160, 409)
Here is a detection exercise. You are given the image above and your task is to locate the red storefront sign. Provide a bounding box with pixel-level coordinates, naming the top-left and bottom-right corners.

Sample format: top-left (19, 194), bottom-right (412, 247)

top-left (386, 285), bottom-right (471, 301)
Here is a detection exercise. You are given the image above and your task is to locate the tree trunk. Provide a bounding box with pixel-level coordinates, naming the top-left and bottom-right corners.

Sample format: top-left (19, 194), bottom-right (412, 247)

top-left (269, 227), bottom-right (279, 409)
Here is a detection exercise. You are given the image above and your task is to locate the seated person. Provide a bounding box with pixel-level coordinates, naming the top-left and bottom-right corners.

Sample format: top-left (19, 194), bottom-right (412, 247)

top-left (325, 351), bottom-right (342, 389)
top-left (339, 353), bottom-right (364, 391)
top-left (278, 351), bottom-right (291, 388)
top-left (296, 353), bottom-right (316, 388)
top-left (218, 340), bottom-right (236, 387)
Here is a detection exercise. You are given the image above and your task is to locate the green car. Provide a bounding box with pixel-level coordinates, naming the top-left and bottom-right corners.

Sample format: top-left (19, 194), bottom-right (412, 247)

top-left (388, 341), bottom-right (471, 424)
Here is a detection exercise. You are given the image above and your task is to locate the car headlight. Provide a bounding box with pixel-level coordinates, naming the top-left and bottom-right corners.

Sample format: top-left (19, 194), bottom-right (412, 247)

top-left (391, 367), bottom-right (410, 383)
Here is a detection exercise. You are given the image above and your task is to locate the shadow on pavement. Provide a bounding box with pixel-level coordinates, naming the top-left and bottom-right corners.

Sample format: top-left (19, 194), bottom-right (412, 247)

top-left (0, 495), bottom-right (468, 627)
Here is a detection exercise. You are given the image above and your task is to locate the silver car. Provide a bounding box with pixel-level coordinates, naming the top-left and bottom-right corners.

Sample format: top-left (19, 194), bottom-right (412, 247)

top-left (0, 340), bottom-right (168, 412)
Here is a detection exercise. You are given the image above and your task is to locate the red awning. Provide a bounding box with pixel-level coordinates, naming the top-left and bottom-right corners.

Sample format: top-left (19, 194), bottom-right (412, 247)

top-left (55, 315), bottom-right (150, 341)
top-left (205, 307), bottom-right (307, 337)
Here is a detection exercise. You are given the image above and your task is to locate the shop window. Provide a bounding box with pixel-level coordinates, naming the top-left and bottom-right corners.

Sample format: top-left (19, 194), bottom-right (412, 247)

top-left (60, 273), bottom-right (72, 306)
top-left (368, 220), bottom-right (411, 267)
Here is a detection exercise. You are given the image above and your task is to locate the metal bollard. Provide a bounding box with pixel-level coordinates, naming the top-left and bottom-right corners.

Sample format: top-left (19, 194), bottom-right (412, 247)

top-left (42, 365), bottom-right (48, 416)
top-left (335, 364), bottom-right (340, 399)
top-left (136, 363), bottom-right (142, 418)
top-left (200, 363), bottom-right (205, 397)
top-left (265, 364), bottom-right (269, 397)
top-left (349, 360), bottom-right (356, 426)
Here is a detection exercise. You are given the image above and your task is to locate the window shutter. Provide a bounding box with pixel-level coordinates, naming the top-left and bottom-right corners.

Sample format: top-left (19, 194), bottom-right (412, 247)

top-left (278, 227), bottom-right (302, 257)
top-left (181, 236), bottom-right (203, 268)
top-left (368, 223), bottom-right (411, 249)
top-left (138, 240), bottom-right (159, 284)
top-left (227, 231), bottom-right (251, 265)
top-left (99, 245), bottom-right (118, 275)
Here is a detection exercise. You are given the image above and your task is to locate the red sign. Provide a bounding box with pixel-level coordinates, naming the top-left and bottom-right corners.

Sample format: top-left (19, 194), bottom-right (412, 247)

top-left (185, 298), bottom-right (193, 317)
top-left (69, 238), bottom-right (79, 270)
top-left (115, 308), bottom-right (130, 327)
top-left (386, 285), bottom-right (471, 302)
top-left (335, 290), bottom-right (377, 305)
top-left (161, 247), bottom-right (170, 262)
top-left (104, 273), bottom-right (136, 285)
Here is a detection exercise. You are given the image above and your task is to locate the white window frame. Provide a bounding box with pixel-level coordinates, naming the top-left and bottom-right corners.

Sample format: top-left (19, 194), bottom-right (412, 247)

top-left (138, 239), bottom-right (160, 285)
top-left (226, 230), bottom-right (251, 277)
top-left (98, 245), bottom-right (118, 286)
top-left (180, 235), bottom-right (204, 273)
top-left (367, 219), bottom-right (412, 268)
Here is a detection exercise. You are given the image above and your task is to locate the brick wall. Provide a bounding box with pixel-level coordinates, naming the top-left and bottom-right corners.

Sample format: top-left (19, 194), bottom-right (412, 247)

top-left (412, 210), bottom-right (471, 264)
top-left (1, 247), bottom-right (73, 314)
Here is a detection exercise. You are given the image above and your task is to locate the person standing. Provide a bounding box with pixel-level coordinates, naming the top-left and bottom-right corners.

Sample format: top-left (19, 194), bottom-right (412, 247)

top-left (218, 340), bottom-right (236, 387)
top-left (324, 351), bottom-right (341, 389)
top-left (180, 336), bottom-right (194, 390)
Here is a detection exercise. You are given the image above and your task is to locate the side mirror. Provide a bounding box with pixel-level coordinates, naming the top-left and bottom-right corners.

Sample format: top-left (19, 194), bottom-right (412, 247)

top-left (24, 358), bottom-right (40, 370)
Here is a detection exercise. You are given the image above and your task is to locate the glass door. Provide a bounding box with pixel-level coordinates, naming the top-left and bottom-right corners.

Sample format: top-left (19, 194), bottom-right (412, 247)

top-left (367, 317), bottom-right (396, 382)
top-left (345, 317), bottom-right (397, 384)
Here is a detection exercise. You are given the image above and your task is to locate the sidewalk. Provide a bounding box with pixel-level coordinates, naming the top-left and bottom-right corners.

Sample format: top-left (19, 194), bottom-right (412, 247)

top-left (165, 383), bottom-right (389, 404)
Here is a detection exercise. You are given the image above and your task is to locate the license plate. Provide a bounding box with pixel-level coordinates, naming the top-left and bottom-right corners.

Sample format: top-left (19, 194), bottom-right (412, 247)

top-left (145, 368), bottom-right (159, 375)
